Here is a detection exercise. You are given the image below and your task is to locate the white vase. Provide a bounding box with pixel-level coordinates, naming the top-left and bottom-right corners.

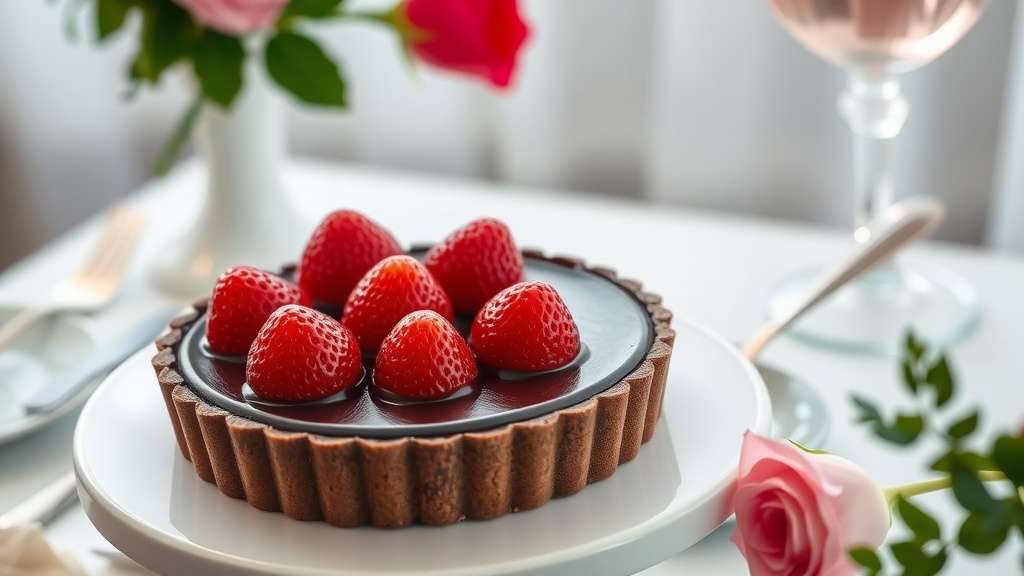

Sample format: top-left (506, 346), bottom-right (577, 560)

top-left (151, 63), bottom-right (309, 297)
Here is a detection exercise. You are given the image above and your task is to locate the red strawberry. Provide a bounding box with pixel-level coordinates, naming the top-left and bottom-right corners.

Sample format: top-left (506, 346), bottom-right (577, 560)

top-left (470, 281), bottom-right (581, 372)
top-left (247, 305), bottom-right (363, 402)
top-left (206, 266), bottom-right (300, 356)
top-left (298, 210), bottom-right (402, 306)
top-left (342, 255), bottom-right (454, 354)
top-left (425, 218), bottom-right (523, 314)
top-left (374, 310), bottom-right (478, 400)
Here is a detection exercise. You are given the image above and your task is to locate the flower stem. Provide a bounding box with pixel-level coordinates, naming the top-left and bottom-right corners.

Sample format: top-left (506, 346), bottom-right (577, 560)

top-left (884, 471), bottom-right (1006, 505)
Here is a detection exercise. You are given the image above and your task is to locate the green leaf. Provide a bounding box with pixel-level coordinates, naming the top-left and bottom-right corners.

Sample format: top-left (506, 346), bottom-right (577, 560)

top-left (264, 32), bottom-right (346, 106)
top-left (930, 450), bottom-right (995, 473)
top-left (96, 0), bottom-right (132, 40)
top-left (958, 512), bottom-right (1009, 554)
top-left (992, 435), bottom-right (1024, 488)
top-left (285, 0), bottom-right (344, 18)
top-left (925, 356), bottom-right (954, 408)
top-left (192, 31), bottom-right (245, 108)
top-left (788, 439), bottom-right (830, 455)
top-left (905, 331), bottom-right (926, 362)
top-left (848, 547), bottom-right (882, 572)
top-left (152, 94), bottom-right (203, 177)
top-left (852, 394), bottom-right (882, 424)
top-left (1006, 496), bottom-right (1024, 535)
top-left (131, 1), bottom-right (197, 83)
top-left (874, 413), bottom-right (925, 446)
top-left (890, 540), bottom-right (926, 568)
top-left (951, 456), bottom-right (997, 514)
top-left (946, 411), bottom-right (980, 441)
top-left (925, 547), bottom-right (948, 575)
top-left (897, 496), bottom-right (941, 542)
top-left (901, 358), bottom-right (919, 395)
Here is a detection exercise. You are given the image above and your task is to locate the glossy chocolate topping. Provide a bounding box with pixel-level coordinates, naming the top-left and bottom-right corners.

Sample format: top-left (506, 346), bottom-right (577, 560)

top-left (176, 253), bottom-right (654, 438)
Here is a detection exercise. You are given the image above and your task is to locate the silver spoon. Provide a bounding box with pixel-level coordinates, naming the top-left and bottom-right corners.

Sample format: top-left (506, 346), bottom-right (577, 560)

top-left (741, 196), bottom-right (945, 445)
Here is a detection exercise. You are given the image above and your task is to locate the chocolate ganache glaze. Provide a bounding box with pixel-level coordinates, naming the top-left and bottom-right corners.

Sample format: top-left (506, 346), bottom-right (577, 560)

top-left (176, 249), bottom-right (654, 438)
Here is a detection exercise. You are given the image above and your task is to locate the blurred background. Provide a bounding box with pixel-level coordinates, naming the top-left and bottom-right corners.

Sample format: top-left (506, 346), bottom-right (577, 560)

top-left (1, 0), bottom-right (1023, 269)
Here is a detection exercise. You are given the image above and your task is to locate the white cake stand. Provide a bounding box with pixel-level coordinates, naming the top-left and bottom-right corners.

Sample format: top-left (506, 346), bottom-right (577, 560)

top-left (74, 321), bottom-right (771, 576)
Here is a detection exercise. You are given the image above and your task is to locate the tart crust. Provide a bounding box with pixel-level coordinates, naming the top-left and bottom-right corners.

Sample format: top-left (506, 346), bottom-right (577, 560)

top-left (153, 251), bottom-right (675, 528)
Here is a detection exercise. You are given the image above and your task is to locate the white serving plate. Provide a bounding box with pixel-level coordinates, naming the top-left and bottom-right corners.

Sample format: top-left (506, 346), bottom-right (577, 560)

top-left (74, 320), bottom-right (771, 576)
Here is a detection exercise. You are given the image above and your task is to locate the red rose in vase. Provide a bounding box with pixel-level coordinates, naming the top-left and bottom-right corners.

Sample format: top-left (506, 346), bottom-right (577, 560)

top-left (403, 0), bottom-right (530, 89)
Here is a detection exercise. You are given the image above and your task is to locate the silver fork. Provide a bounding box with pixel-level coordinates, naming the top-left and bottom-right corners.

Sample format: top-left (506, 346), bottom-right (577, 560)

top-left (0, 206), bottom-right (143, 351)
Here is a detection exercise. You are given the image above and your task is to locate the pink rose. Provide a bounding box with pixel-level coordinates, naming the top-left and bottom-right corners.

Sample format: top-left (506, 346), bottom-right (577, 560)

top-left (172, 0), bottom-right (288, 35)
top-left (404, 0), bottom-right (530, 89)
top-left (732, 432), bottom-right (890, 576)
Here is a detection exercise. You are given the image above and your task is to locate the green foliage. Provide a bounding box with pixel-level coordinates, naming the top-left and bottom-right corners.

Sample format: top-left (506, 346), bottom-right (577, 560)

top-left (897, 496), bottom-right (941, 542)
top-left (64, 0), bottom-right (389, 176)
top-left (992, 435), bottom-right (1024, 488)
top-left (788, 439), bottom-right (831, 455)
top-left (945, 411), bottom-right (979, 441)
top-left (958, 512), bottom-right (1009, 554)
top-left (284, 0), bottom-right (345, 19)
top-left (193, 31), bottom-right (245, 108)
top-left (929, 450), bottom-right (993, 473)
top-left (265, 32), bottom-right (347, 106)
top-left (851, 394), bottom-right (925, 446)
top-left (850, 330), bottom-right (1023, 574)
top-left (849, 547), bottom-right (882, 574)
top-left (131, 1), bottom-right (197, 83)
top-left (899, 333), bottom-right (955, 409)
top-left (925, 357), bottom-right (954, 408)
top-left (950, 456), bottom-right (996, 514)
top-left (96, 0), bottom-right (132, 40)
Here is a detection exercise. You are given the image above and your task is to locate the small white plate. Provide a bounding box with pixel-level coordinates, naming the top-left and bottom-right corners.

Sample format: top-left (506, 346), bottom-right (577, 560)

top-left (75, 321), bottom-right (771, 576)
top-left (0, 306), bottom-right (96, 445)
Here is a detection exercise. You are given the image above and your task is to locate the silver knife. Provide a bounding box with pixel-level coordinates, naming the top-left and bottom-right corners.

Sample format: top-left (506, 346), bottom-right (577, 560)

top-left (23, 306), bottom-right (180, 415)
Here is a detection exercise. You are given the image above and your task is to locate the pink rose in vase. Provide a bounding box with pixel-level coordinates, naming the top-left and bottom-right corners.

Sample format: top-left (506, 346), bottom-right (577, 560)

top-left (732, 432), bottom-right (891, 576)
top-left (172, 0), bottom-right (289, 35)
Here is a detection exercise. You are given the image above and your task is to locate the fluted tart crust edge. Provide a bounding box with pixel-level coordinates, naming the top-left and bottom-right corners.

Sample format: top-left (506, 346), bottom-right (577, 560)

top-left (151, 250), bottom-right (675, 528)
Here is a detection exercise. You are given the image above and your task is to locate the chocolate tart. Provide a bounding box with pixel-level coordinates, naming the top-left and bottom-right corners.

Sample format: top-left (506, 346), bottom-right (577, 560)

top-left (151, 248), bottom-right (675, 528)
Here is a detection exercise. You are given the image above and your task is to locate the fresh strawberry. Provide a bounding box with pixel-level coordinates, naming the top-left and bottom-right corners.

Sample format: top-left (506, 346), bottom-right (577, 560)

top-left (298, 210), bottom-right (402, 306)
top-left (247, 305), bottom-right (363, 402)
top-left (470, 281), bottom-right (581, 372)
top-left (206, 266), bottom-right (300, 356)
top-left (424, 218), bottom-right (523, 314)
top-left (342, 255), bottom-right (454, 354)
top-left (374, 310), bottom-right (478, 400)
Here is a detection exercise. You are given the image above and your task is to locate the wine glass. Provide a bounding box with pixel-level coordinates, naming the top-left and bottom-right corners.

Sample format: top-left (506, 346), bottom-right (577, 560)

top-left (765, 0), bottom-right (986, 354)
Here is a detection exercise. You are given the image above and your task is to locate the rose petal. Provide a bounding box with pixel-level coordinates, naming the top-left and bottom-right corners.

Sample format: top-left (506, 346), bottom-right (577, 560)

top-left (172, 0), bottom-right (287, 35)
top-left (406, 0), bottom-right (530, 89)
top-left (739, 431), bottom-right (842, 498)
top-left (735, 473), bottom-right (829, 576)
top-left (733, 432), bottom-right (889, 576)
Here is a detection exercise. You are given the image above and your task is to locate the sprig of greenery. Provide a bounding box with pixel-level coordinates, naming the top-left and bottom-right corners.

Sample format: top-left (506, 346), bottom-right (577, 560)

top-left (848, 332), bottom-right (1024, 575)
top-left (78, 0), bottom-right (405, 174)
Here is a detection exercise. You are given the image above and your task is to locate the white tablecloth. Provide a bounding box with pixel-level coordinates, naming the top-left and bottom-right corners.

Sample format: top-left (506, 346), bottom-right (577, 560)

top-left (1, 159), bottom-right (1021, 574)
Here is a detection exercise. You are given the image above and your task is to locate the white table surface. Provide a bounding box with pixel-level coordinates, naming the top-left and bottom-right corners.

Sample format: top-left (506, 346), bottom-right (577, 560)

top-left (1, 159), bottom-right (1021, 575)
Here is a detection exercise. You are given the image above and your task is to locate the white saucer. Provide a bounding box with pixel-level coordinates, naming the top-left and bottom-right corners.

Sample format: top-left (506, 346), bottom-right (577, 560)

top-left (0, 306), bottom-right (96, 445)
top-left (75, 321), bottom-right (771, 576)
top-left (757, 363), bottom-right (831, 448)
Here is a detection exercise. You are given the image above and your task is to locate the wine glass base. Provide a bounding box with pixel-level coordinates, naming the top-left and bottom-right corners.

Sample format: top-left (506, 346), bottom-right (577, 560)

top-left (767, 262), bottom-right (980, 355)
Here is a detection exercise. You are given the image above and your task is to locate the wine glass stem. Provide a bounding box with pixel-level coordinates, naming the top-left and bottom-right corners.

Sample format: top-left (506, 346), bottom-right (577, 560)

top-left (839, 75), bottom-right (909, 243)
